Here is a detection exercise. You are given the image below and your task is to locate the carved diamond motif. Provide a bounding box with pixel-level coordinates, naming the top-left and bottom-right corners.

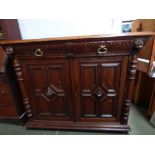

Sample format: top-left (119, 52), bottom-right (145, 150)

top-left (46, 87), bottom-right (56, 96)
top-left (43, 85), bottom-right (57, 99)
top-left (91, 86), bottom-right (107, 101)
top-left (35, 84), bottom-right (64, 102)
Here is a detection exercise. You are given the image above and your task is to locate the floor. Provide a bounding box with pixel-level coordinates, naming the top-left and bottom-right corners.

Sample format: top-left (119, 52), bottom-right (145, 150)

top-left (0, 103), bottom-right (155, 135)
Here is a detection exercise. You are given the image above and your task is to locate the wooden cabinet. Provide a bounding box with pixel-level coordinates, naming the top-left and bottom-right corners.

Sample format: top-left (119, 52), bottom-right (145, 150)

top-left (0, 19), bottom-right (21, 40)
top-left (0, 19), bottom-right (24, 123)
top-left (0, 51), bottom-right (24, 122)
top-left (0, 33), bottom-right (152, 132)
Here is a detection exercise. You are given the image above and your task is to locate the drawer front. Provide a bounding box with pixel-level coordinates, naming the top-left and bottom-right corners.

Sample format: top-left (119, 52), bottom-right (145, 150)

top-left (5, 39), bottom-right (134, 58)
top-left (67, 40), bottom-right (134, 56)
top-left (11, 42), bottom-right (66, 57)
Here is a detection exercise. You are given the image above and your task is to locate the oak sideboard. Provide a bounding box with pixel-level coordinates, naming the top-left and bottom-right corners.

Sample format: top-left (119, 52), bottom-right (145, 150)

top-left (0, 32), bottom-right (154, 132)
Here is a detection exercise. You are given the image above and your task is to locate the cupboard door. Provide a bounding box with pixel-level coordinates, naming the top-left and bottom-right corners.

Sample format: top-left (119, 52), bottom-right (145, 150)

top-left (22, 59), bottom-right (73, 121)
top-left (73, 57), bottom-right (128, 123)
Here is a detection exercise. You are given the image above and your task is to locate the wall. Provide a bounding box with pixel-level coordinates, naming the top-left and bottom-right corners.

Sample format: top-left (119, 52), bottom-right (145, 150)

top-left (18, 19), bottom-right (122, 39)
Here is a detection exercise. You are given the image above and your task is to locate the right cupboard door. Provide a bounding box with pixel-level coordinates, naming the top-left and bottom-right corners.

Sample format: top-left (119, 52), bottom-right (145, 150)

top-left (72, 56), bottom-right (128, 123)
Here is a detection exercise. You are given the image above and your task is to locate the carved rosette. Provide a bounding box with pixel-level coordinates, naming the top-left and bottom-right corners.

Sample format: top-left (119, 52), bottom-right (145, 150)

top-left (13, 59), bottom-right (32, 119)
top-left (134, 39), bottom-right (144, 49)
top-left (5, 46), bottom-right (14, 55)
top-left (122, 55), bottom-right (138, 124)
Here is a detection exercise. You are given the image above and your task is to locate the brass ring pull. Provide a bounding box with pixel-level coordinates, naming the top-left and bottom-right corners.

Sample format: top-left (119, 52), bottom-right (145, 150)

top-left (98, 45), bottom-right (107, 54)
top-left (34, 48), bottom-right (43, 57)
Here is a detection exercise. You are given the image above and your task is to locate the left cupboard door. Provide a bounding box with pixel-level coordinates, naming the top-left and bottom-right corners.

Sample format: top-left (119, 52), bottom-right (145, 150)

top-left (21, 58), bottom-right (73, 121)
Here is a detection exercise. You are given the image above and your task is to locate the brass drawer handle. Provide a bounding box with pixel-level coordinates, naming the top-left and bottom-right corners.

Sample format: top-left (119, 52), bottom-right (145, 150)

top-left (34, 48), bottom-right (43, 57)
top-left (98, 45), bottom-right (107, 54)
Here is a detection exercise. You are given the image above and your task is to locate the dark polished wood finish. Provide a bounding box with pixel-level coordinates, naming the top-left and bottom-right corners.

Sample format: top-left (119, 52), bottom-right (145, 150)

top-left (0, 32), bottom-right (153, 132)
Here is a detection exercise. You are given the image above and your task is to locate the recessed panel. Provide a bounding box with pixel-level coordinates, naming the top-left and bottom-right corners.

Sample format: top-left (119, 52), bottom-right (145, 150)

top-left (36, 95), bottom-right (51, 116)
top-left (100, 98), bottom-right (115, 117)
top-left (100, 63), bottom-right (120, 90)
top-left (53, 96), bottom-right (68, 116)
top-left (80, 64), bottom-right (97, 90)
top-left (47, 65), bottom-right (64, 90)
top-left (81, 96), bottom-right (96, 117)
top-left (29, 66), bottom-right (46, 89)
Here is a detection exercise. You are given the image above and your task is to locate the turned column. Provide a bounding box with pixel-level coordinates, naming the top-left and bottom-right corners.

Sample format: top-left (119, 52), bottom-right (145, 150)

top-left (13, 59), bottom-right (33, 119)
top-left (122, 55), bottom-right (138, 124)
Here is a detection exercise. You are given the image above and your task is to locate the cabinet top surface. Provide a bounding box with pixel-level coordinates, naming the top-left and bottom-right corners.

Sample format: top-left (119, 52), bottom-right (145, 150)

top-left (0, 32), bottom-right (154, 45)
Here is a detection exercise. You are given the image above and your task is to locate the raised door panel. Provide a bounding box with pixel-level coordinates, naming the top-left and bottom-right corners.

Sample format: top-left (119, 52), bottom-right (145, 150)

top-left (22, 59), bottom-right (73, 121)
top-left (73, 57), bottom-right (128, 123)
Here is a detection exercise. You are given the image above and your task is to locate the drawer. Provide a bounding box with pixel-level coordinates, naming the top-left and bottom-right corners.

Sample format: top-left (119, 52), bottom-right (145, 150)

top-left (6, 39), bottom-right (135, 58)
top-left (67, 40), bottom-right (134, 56)
top-left (10, 42), bottom-right (66, 57)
